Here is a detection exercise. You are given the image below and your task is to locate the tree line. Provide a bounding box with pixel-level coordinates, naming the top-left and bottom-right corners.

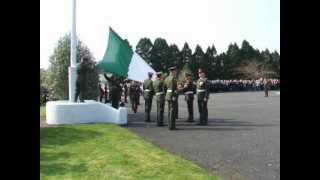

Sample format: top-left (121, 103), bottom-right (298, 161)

top-left (135, 38), bottom-right (280, 80)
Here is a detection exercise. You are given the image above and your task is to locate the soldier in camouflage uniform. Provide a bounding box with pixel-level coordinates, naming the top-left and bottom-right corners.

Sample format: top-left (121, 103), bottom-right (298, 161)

top-left (183, 73), bottom-right (197, 122)
top-left (153, 72), bottom-right (165, 126)
top-left (164, 66), bottom-right (179, 130)
top-left (196, 69), bottom-right (210, 125)
top-left (104, 73), bottom-right (122, 109)
top-left (129, 80), bottom-right (140, 113)
top-left (74, 56), bottom-right (92, 102)
top-left (143, 72), bottom-right (154, 122)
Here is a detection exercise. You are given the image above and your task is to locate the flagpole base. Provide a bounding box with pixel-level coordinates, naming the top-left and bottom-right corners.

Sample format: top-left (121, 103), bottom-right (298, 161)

top-left (46, 100), bottom-right (127, 125)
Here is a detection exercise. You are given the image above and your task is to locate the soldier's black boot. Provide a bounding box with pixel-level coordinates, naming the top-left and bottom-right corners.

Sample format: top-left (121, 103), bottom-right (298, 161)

top-left (157, 119), bottom-right (164, 126)
top-left (187, 116), bottom-right (194, 122)
top-left (187, 110), bottom-right (194, 122)
top-left (145, 114), bottom-right (151, 122)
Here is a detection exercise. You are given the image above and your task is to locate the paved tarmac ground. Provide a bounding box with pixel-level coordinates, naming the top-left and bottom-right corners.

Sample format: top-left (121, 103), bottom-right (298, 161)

top-left (124, 91), bottom-right (280, 180)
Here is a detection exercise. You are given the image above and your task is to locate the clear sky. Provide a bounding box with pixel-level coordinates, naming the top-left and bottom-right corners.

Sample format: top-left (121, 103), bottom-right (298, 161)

top-left (40, 0), bottom-right (280, 69)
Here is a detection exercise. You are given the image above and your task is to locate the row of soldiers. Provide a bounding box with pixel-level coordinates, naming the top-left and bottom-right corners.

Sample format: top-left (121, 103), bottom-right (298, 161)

top-left (143, 66), bottom-right (210, 130)
top-left (99, 76), bottom-right (142, 110)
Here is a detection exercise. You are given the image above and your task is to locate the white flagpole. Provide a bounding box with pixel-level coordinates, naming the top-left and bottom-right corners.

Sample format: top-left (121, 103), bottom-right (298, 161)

top-left (69, 0), bottom-right (77, 102)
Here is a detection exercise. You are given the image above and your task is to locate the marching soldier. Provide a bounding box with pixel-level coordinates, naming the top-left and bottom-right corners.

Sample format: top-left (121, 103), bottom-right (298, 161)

top-left (143, 72), bottom-right (154, 122)
top-left (196, 68), bottom-right (210, 125)
top-left (183, 73), bottom-right (197, 122)
top-left (164, 66), bottom-right (179, 130)
top-left (104, 73), bottom-right (122, 109)
top-left (153, 72), bottom-right (165, 126)
top-left (129, 80), bottom-right (140, 113)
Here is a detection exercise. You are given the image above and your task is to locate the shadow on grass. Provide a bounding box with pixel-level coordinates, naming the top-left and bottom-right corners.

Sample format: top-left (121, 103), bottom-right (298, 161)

top-left (40, 126), bottom-right (102, 147)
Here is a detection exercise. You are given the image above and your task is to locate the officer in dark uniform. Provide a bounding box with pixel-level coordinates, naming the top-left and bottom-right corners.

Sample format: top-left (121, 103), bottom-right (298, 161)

top-left (104, 73), bottom-right (122, 109)
top-left (164, 66), bottom-right (179, 130)
top-left (137, 83), bottom-right (141, 105)
top-left (104, 84), bottom-right (109, 103)
top-left (129, 80), bottom-right (140, 113)
top-left (183, 73), bottom-right (197, 122)
top-left (143, 72), bottom-right (154, 122)
top-left (123, 80), bottom-right (128, 103)
top-left (74, 56), bottom-right (91, 102)
top-left (196, 68), bottom-right (210, 125)
top-left (153, 72), bottom-right (165, 126)
top-left (42, 89), bottom-right (49, 104)
top-left (98, 83), bottom-right (105, 102)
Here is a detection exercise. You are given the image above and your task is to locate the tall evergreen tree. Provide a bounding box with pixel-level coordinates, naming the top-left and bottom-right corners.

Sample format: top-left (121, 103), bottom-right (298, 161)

top-left (150, 38), bottom-right (169, 72)
top-left (270, 50), bottom-right (280, 77)
top-left (135, 38), bottom-right (153, 64)
top-left (181, 42), bottom-right (192, 64)
top-left (226, 43), bottom-right (240, 64)
top-left (240, 40), bottom-right (260, 63)
top-left (203, 47), bottom-right (213, 79)
top-left (191, 45), bottom-right (204, 77)
top-left (167, 44), bottom-right (181, 70)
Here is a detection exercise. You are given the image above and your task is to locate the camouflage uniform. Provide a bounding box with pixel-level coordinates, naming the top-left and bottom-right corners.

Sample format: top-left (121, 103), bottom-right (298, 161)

top-left (74, 58), bottom-right (91, 102)
top-left (197, 70), bottom-right (210, 125)
top-left (129, 81), bottom-right (140, 113)
top-left (164, 67), bottom-right (178, 130)
top-left (153, 72), bottom-right (165, 126)
top-left (143, 74), bottom-right (154, 122)
top-left (183, 76), bottom-right (197, 122)
top-left (104, 74), bottom-right (122, 109)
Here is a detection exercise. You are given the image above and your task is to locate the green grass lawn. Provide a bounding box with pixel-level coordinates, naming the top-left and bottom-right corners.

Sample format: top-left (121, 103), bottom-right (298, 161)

top-left (40, 107), bottom-right (220, 180)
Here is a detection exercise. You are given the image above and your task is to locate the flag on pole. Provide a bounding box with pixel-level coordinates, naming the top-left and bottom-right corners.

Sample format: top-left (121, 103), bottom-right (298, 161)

top-left (96, 27), bottom-right (156, 82)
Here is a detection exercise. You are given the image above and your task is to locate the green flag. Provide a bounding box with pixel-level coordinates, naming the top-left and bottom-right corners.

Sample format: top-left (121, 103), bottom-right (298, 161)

top-left (96, 27), bottom-right (133, 77)
top-left (96, 27), bottom-right (156, 82)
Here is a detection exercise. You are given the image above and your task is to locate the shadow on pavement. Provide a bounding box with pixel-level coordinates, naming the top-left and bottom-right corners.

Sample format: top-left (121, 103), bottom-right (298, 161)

top-left (127, 115), bottom-right (277, 131)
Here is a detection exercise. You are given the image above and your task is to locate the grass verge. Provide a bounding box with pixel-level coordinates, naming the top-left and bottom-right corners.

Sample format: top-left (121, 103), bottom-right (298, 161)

top-left (40, 123), bottom-right (219, 180)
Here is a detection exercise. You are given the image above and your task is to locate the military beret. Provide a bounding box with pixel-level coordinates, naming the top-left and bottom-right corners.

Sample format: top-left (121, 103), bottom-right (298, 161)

top-left (168, 66), bottom-right (177, 71)
top-left (82, 55), bottom-right (90, 61)
top-left (198, 68), bottom-right (204, 73)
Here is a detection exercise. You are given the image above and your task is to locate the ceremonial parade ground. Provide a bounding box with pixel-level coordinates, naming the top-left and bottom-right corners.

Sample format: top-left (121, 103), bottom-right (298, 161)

top-left (126, 91), bottom-right (280, 180)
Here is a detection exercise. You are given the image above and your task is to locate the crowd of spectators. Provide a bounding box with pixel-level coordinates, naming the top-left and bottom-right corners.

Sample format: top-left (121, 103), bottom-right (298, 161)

top-left (209, 79), bottom-right (280, 92)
